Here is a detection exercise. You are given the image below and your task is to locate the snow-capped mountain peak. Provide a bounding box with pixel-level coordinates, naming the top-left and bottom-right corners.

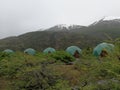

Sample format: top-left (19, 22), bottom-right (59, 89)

top-left (47, 24), bottom-right (84, 31)
top-left (90, 16), bottom-right (120, 26)
top-left (56, 24), bottom-right (69, 29)
top-left (103, 16), bottom-right (120, 21)
top-left (56, 24), bottom-right (84, 29)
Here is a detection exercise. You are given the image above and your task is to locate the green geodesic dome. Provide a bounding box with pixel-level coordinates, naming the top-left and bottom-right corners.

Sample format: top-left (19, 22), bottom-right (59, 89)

top-left (66, 46), bottom-right (82, 55)
top-left (93, 43), bottom-right (114, 57)
top-left (43, 47), bottom-right (56, 54)
top-left (3, 49), bottom-right (14, 54)
top-left (24, 48), bottom-right (36, 55)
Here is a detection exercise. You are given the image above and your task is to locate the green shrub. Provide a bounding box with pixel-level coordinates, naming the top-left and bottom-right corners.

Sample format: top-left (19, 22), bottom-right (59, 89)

top-left (12, 64), bottom-right (65, 90)
top-left (0, 52), bottom-right (13, 61)
top-left (50, 51), bottom-right (75, 63)
top-left (47, 80), bottom-right (71, 90)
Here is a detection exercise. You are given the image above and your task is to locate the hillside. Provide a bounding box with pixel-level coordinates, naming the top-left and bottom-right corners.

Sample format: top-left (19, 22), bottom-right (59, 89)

top-left (0, 18), bottom-right (120, 51)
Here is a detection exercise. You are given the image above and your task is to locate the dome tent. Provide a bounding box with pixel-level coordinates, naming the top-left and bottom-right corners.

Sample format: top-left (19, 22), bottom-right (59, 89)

top-left (93, 42), bottom-right (114, 57)
top-left (66, 46), bottom-right (82, 58)
top-left (3, 49), bottom-right (14, 54)
top-left (43, 47), bottom-right (56, 54)
top-left (24, 48), bottom-right (36, 55)
top-left (107, 44), bottom-right (114, 51)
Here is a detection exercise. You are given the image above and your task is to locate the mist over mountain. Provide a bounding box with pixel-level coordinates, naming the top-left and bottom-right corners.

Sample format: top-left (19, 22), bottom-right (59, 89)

top-left (0, 17), bottom-right (120, 51)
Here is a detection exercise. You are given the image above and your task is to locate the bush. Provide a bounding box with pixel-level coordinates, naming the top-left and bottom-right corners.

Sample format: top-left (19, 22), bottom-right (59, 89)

top-left (0, 52), bottom-right (13, 61)
top-left (50, 51), bottom-right (75, 63)
top-left (12, 66), bottom-right (53, 89)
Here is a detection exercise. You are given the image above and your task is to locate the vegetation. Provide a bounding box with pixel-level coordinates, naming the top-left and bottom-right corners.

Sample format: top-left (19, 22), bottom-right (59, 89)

top-left (49, 51), bottom-right (75, 63)
top-left (0, 40), bottom-right (120, 90)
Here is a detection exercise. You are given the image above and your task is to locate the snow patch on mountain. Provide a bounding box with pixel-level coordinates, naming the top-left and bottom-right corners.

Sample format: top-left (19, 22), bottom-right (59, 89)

top-left (48, 24), bottom-right (84, 31)
top-left (90, 16), bottom-right (120, 26)
top-left (56, 24), bottom-right (69, 29)
top-left (103, 16), bottom-right (120, 21)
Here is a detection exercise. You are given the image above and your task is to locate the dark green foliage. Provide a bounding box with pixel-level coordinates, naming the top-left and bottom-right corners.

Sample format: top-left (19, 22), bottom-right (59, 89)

top-left (12, 65), bottom-right (60, 90)
top-left (50, 51), bottom-right (75, 63)
top-left (0, 52), bottom-right (13, 61)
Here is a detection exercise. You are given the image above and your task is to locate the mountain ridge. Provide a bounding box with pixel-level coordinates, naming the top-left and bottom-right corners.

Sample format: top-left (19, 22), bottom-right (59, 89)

top-left (0, 18), bottom-right (120, 51)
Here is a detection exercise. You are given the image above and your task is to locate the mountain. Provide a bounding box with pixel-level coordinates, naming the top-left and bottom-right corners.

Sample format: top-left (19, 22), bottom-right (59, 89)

top-left (0, 17), bottom-right (120, 51)
top-left (85, 17), bottom-right (120, 38)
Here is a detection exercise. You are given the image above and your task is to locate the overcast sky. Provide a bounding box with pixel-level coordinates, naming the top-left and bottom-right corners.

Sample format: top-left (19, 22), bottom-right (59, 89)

top-left (0, 0), bottom-right (120, 39)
